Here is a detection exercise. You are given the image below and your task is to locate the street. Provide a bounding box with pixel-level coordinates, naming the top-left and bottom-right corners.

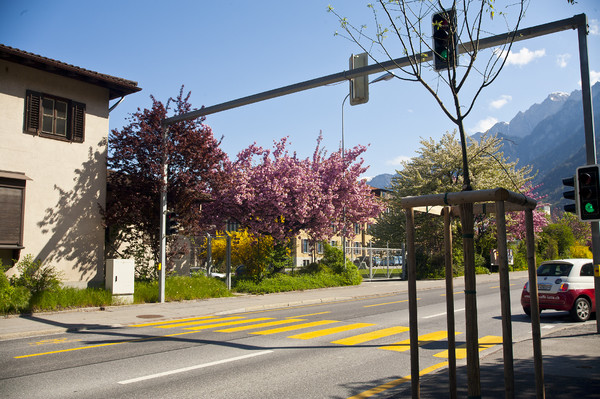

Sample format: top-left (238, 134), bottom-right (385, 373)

top-left (0, 274), bottom-right (589, 398)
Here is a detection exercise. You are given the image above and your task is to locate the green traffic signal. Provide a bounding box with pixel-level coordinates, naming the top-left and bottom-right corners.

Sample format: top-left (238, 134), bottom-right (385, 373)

top-left (576, 165), bottom-right (600, 221)
top-left (584, 202), bottom-right (595, 214)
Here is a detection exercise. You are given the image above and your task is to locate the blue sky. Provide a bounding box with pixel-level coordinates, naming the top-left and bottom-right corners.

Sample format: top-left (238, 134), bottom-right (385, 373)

top-left (1, 0), bottom-right (599, 178)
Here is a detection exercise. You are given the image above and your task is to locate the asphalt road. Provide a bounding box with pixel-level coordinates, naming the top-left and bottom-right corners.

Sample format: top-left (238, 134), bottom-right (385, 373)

top-left (0, 274), bottom-right (585, 398)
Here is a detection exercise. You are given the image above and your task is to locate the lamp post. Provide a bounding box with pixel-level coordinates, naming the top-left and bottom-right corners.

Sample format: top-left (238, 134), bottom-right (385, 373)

top-left (341, 72), bottom-right (394, 264)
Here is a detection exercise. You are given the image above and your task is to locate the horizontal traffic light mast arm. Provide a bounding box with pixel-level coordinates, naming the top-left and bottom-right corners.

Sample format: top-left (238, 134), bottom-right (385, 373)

top-left (400, 188), bottom-right (537, 210)
top-left (162, 14), bottom-right (585, 126)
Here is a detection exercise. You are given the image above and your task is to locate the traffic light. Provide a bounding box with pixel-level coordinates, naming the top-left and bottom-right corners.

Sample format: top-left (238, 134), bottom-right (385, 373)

top-left (349, 53), bottom-right (369, 106)
top-left (432, 9), bottom-right (457, 71)
top-left (577, 164), bottom-right (600, 221)
top-left (562, 175), bottom-right (577, 214)
top-left (166, 212), bottom-right (180, 235)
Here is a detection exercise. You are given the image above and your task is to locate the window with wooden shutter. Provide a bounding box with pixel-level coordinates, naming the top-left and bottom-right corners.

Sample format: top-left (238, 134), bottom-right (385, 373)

top-left (23, 90), bottom-right (86, 143)
top-left (0, 177), bottom-right (26, 247)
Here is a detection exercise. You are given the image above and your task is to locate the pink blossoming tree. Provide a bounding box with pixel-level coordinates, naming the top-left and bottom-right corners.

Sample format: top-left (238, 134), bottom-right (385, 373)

top-left (204, 135), bottom-right (383, 243)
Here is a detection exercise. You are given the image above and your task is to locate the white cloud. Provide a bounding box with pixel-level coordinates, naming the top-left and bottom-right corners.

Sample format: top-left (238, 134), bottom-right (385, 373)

top-left (386, 155), bottom-right (411, 166)
top-left (496, 47), bottom-right (546, 67)
top-left (592, 70), bottom-right (600, 85)
top-left (490, 95), bottom-right (512, 109)
top-left (579, 70), bottom-right (600, 87)
top-left (556, 53), bottom-right (571, 68)
top-left (470, 117), bottom-right (498, 133)
top-left (590, 19), bottom-right (599, 35)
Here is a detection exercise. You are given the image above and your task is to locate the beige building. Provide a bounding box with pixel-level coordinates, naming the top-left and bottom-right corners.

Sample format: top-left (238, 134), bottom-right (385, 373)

top-left (291, 186), bottom-right (389, 267)
top-left (0, 44), bottom-right (140, 287)
top-left (291, 222), bottom-right (373, 267)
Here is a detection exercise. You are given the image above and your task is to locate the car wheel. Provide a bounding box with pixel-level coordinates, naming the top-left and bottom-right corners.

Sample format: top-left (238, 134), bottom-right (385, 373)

top-left (570, 297), bottom-right (591, 322)
top-left (523, 307), bottom-right (542, 318)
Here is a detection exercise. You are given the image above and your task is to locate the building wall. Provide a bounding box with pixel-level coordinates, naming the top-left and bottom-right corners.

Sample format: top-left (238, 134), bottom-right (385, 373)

top-left (0, 59), bottom-right (110, 287)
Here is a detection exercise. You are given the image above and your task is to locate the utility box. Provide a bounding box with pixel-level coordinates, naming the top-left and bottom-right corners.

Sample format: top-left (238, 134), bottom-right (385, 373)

top-left (105, 259), bottom-right (135, 304)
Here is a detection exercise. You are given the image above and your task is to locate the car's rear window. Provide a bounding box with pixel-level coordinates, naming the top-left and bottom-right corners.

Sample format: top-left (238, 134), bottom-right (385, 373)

top-left (537, 263), bottom-right (573, 277)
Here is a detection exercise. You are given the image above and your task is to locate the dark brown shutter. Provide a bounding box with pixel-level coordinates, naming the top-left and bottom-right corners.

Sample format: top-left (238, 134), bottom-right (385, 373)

top-left (24, 90), bottom-right (41, 134)
top-left (0, 186), bottom-right (24, 245)
top-left (71, 101), bottom-right (86, 143)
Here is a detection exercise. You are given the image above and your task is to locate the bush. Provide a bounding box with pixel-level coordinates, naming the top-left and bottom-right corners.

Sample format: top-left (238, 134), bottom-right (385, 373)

top-left (475, 266), bottom-right (491, 275)
top-left (233, 244), bottom-right (362, 295)
top-left (569, 243), bottom-right (593, 259)
top-left (0, 269), bottom-right (31, 314)
top-left (9, 255), bottom-right (62, 294)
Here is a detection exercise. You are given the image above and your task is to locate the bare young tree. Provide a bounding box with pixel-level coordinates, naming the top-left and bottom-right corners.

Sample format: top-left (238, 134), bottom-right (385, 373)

top-left (329, 0), bottom-right (528, 190)
top-left (329, 3), bottom-right (531, 396)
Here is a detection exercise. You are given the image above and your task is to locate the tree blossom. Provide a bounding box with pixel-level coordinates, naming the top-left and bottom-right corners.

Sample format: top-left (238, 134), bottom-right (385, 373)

top-left (203, 135), bottom-right (383, 242)
top-left (506, 183), bottom-right (549, 241)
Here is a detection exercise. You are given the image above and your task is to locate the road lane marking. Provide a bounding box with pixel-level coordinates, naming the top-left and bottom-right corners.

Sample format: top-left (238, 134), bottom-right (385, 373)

top-left (331, 326), bottom-right (409, 346)
top-left (434, 335), bottom-right (502, 359)
top-left (155, 316), bottom-right (244, 328)
top-left (117, 350), bottom-right (274, 385)
top-left (250, 320), bottom-right (339, 335)
top-left (216, 319), bottom-right (307, 333)
top-left (287, 311), bottom-right (331, 318)
top-left (347, 361), bottom-right (449, 398)
top-left (380, 331), bottom-right (461, 352)
top-left (422, 308), bottom-right (465, 319)
top-left (130, 316), bottom-right (217, 327)
top-left (29, 337), bottom-right (82, 346)
top-left (183, 317), bottom-right (274, 331)
top-left (440, 291), bottom-right (465, 297)
top-left (15, 330), bottom-right (207, 359)
top-left (363, 299), bottom-right (412, 308)
top-left (490, 284), bottom-right (517, 289)
top-left (288, 323), bottom-right (375, 340)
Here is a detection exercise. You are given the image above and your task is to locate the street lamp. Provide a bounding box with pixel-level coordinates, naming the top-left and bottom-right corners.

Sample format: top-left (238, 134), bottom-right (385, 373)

top-left (341, 71), bottom-right (394, 264)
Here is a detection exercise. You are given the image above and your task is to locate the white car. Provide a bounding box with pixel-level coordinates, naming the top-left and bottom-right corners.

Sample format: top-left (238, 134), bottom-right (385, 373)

top-left (521, 259), bottom-right (596, 322)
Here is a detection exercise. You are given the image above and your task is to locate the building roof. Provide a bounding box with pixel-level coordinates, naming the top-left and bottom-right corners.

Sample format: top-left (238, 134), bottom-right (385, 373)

top-left (0, 44), bottom-right (141, 100)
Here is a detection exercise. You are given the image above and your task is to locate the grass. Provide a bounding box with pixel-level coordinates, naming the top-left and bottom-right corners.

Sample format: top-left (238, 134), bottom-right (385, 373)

top-left (134, 274), bottom-right (232, 304)
top-left (28, 287), bottom-right (114, 312)
top-left (232, 270), bottom-right (362, 295)
top-left (2, 267), bottom-right (361, 314)
top-left (359, 268), bottom-right (403, 279)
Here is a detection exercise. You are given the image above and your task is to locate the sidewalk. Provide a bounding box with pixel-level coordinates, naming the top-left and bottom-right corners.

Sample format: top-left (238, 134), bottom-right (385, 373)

top-left (1, 271), bottom-right (598, 398)
top-left (415, 321), bottom-right (600, 398)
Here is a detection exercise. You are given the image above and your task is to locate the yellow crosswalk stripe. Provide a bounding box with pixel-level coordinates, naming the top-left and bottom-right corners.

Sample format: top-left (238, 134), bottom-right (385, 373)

top-left (216, 319), bottom-right (307, 333)
top-left (129, 316), bottom-right (217, 327)
top-left (288, 323), bottom-right (375, 340)
top-left (434, 335), bottom-right (502, 359)
top-left (155, 316), bottom-right (244, 328)
top-left (250, 320), bottom-right (340, 335)
top-left (183, 317), bottom-right (274, 331)
top-left (331, 326), bottom-right (409, 346)
top-left (380, 330), bottom-right (461, 352)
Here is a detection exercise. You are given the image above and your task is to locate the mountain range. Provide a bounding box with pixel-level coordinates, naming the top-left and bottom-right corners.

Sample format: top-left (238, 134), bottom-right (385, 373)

top-left (368, 81), bottom-right (600, 210)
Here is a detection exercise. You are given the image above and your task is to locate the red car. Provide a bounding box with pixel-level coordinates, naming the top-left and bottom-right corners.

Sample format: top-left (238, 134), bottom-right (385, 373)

top-left (521, 259), bottom-right (596, 322)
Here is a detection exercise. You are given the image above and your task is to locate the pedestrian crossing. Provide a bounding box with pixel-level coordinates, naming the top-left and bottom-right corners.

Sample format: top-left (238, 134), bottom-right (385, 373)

top-left (130, 315), bottom-right (502, 359)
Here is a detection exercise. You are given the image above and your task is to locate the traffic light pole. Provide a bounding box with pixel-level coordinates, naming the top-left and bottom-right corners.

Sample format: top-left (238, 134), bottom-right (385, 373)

top-left (158, 124), bottom-right (168, 303)
top-left (577, 16), bottom-right (600, 333)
